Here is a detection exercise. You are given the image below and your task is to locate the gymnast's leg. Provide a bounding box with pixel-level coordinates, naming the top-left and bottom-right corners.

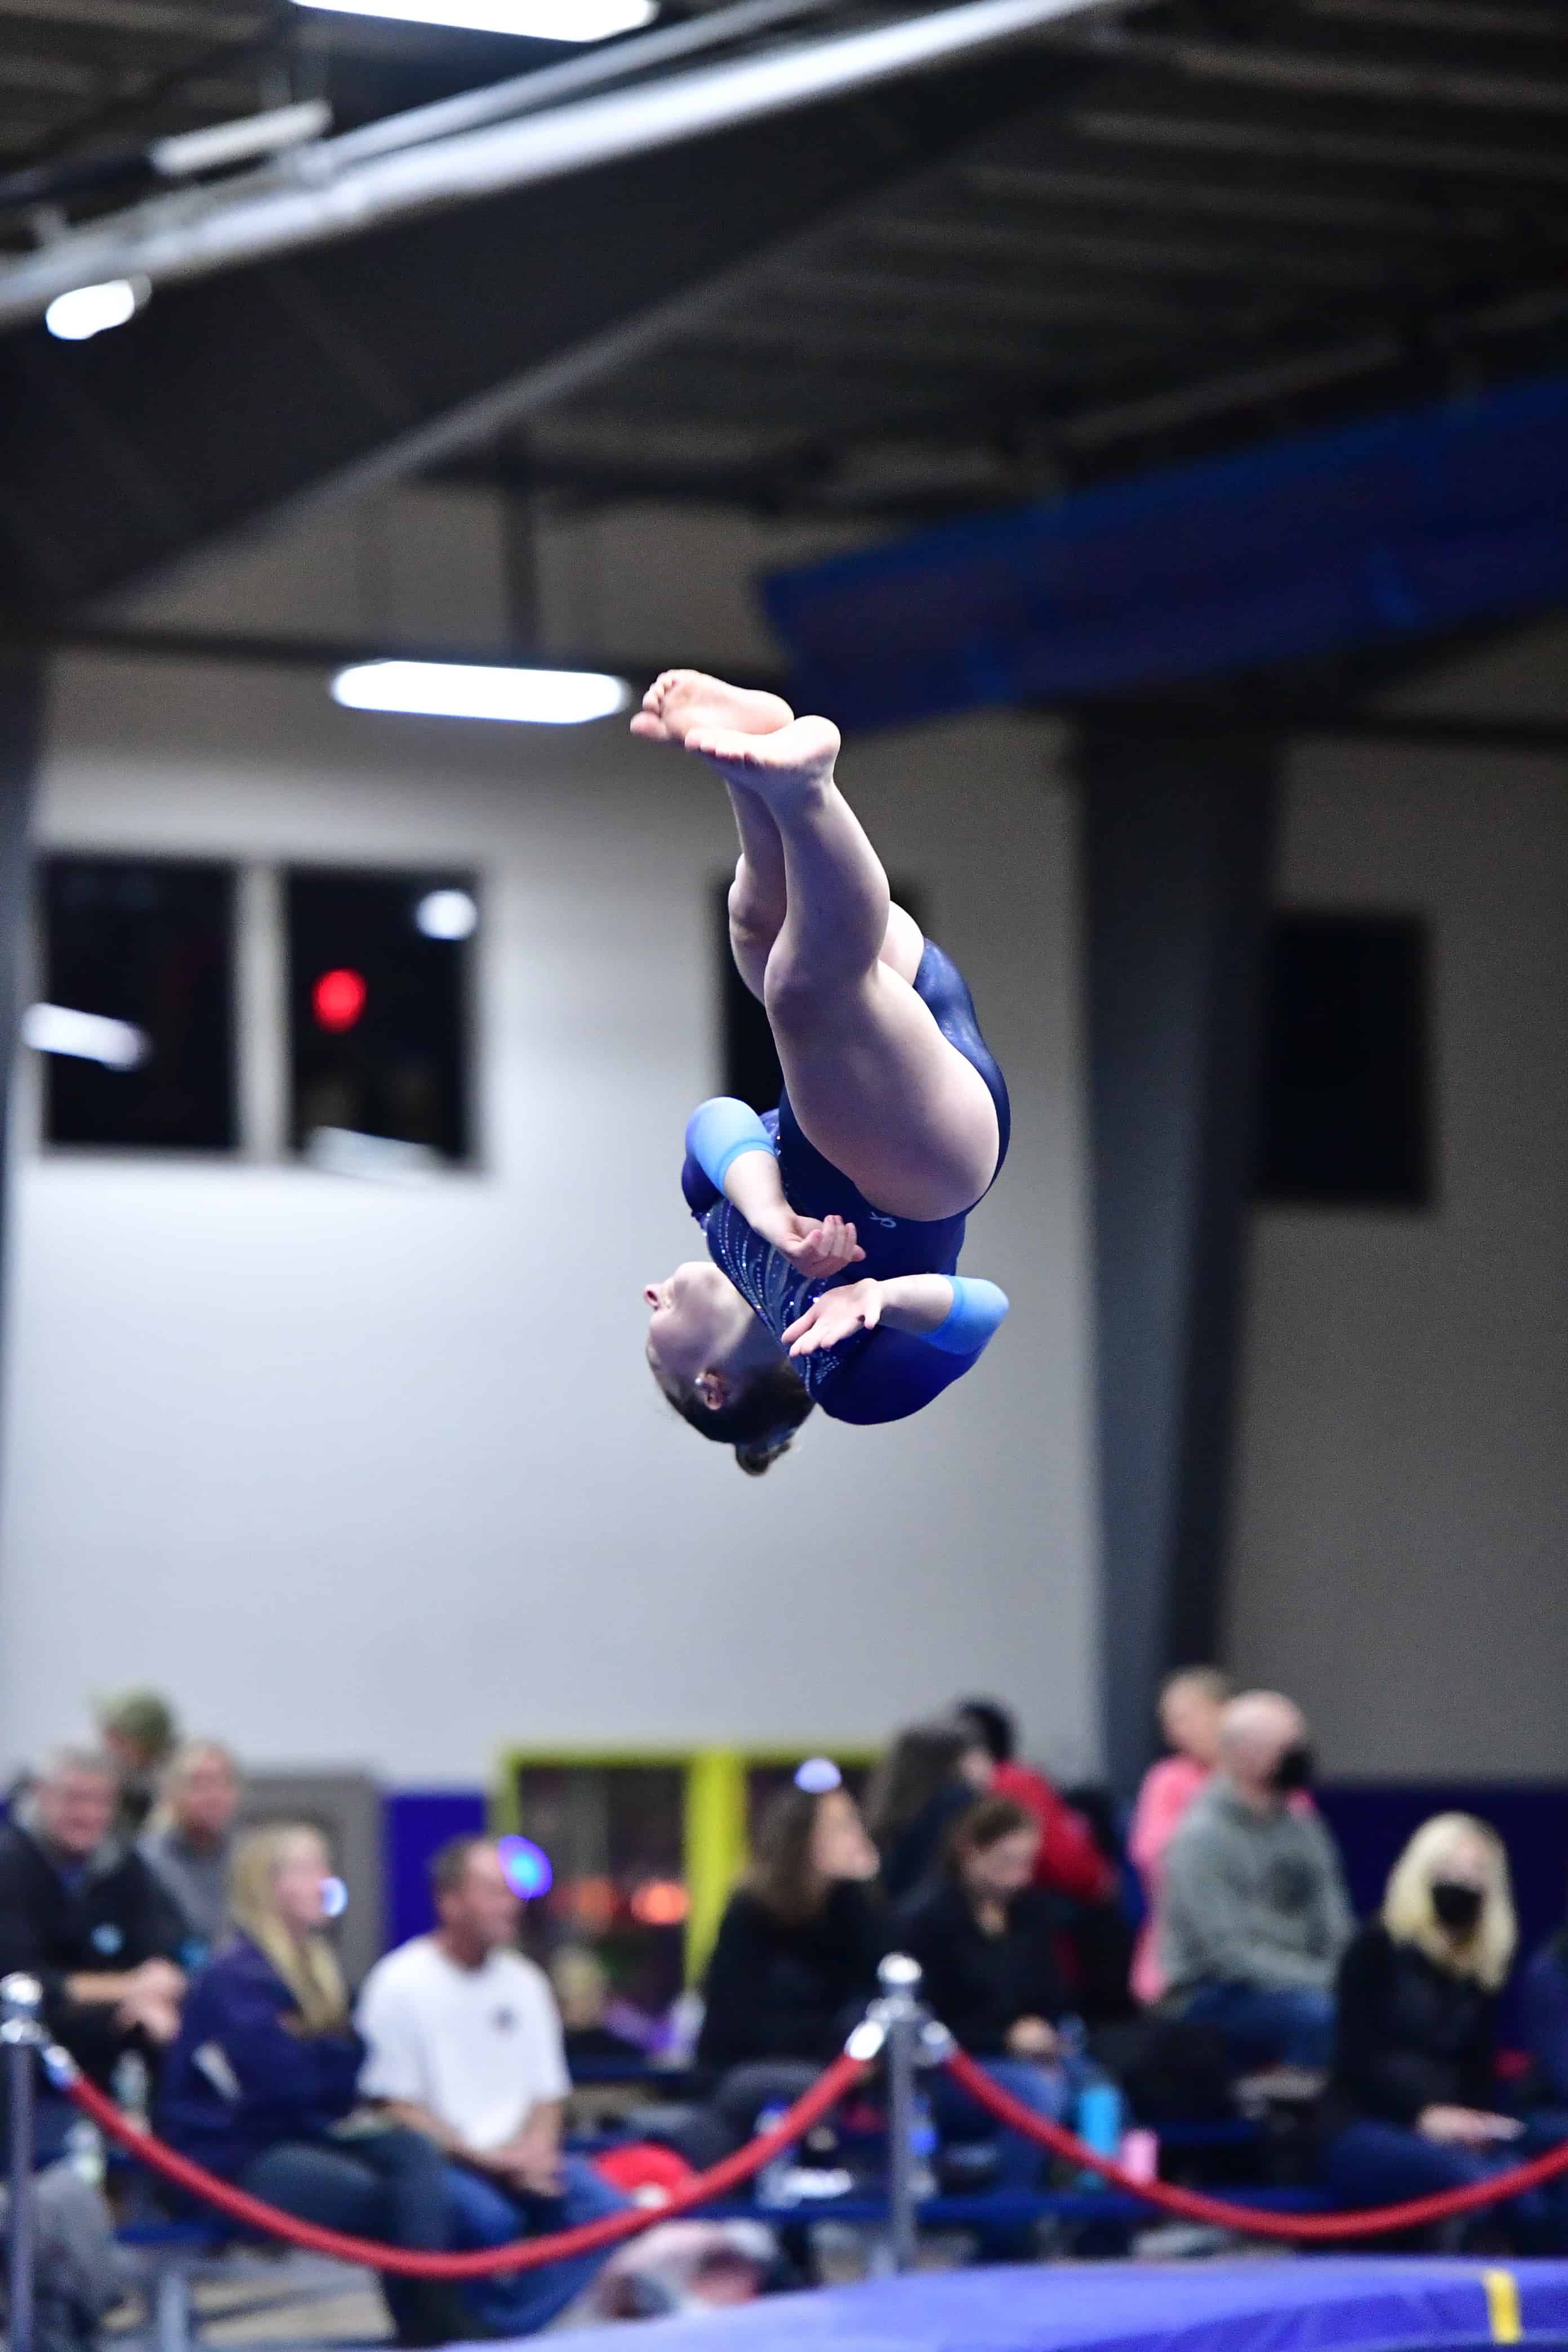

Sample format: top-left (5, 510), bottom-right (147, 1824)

top-left (636, 675), bottom-right (996, 1222)
top-left (634, 670), bottom-right (923, 1001)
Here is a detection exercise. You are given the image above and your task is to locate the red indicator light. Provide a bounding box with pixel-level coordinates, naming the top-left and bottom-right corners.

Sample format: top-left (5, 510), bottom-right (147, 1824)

top-left (313, 968), bottom-right (367, 1032)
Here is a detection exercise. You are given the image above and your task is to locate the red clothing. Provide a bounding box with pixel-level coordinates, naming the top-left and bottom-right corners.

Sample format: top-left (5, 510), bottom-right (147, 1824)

top-left (992, 1762), bottom-right (1116, 1905)
top-left (1127, 1754), bottom-right (1210, 2004)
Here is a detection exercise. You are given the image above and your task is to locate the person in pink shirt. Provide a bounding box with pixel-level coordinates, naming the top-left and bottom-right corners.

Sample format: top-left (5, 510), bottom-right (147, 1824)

top-left (1128, 1669), bottom-right (1231, 2006)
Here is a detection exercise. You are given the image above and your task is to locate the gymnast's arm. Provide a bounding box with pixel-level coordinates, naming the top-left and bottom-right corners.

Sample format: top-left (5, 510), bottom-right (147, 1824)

top-left (684, 1096), bottom-right (865, 1272)
top-left (783, 1275), bottom-right (1009, 1357)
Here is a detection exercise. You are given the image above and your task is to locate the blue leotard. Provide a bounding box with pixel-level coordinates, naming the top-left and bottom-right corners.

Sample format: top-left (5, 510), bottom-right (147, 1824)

top-left (680, 939), bottom-right (1011, 1426)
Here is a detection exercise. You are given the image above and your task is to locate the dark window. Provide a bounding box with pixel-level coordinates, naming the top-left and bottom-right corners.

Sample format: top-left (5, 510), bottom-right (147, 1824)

top-left (286, 869), bottom-right (475, 1164)
top-left (1257, 911), bottom-right (1432, 1208)
top-left (509, 1761), bottom-right (688, 2019)
top-left (715, 878), bottom-right (926, 1110)
top-left (38, 856), bottom-right (236, 1150)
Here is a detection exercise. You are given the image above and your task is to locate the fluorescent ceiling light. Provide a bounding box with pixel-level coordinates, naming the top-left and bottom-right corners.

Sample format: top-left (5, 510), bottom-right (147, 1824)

top-left (291, 0), bottom-right (656, 38)
top-left (21, 1003), bottom-right (150, 1068)
top-left (150, 100), bottom-right (333, 180)
top-left (44, 276), bottom-right (148, 341)
top-left (332, 659), bottom-right (630, 724)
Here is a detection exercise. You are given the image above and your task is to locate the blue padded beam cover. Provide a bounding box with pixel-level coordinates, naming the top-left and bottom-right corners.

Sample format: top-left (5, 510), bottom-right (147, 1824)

top-left (763, 373), bottom-right (1568, 730)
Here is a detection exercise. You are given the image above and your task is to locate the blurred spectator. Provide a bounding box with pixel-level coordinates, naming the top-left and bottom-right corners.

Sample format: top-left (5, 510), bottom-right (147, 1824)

top-left (954, 1699), bottom-right (1117, 1905)
top-left (1318, 1816), bottom-right (1563, 2246)
top-left (695, 1769), bottom-right (887, 2155)
top-left (866, 1720), bottom-right (994, 1902)
top-left (157, 1824), bottom-right (466, 2347)
top-left (357, 1836), bottom-right (629, 2339)
top-left (1521, 1902), bottom-right (1568, 2110)
top-left (1128, 1668), bottom-right (1232, 2006)
top-left (901, 1798), bottom-right (1093, 2254)
top-left (1162, 1691), bottom-right (1351, 2072)
top-left (549, 1946), bottom-right (644, 2069)
top-left (0, 1746), bottom-right (186, 2124)
top-left (0, 2159), bottom-right (131, 2352)
top-left (95, 1692), bottom-right (179, 1842)
top-left (139, 1741), bottom-right (242, 1961)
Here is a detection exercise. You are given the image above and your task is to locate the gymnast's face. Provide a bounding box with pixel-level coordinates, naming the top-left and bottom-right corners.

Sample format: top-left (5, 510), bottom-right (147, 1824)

top-left (644, 1259), bottom-right (754, 1391)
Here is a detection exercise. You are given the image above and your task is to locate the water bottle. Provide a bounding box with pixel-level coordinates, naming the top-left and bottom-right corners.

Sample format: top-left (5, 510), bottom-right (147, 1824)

top-left (907, 2088), bottom-right (938, 2201)
top-left (755, 2105), bottom-right (799, 2208)
top-left (1074, 2079), bottom-right (1124, 2189)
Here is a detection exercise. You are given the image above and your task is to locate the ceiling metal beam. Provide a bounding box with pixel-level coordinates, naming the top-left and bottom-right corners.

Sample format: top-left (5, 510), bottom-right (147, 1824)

top-left (0, 0), bottom-right (1141, 330)
top-left (0, 0), bottom-right (267, 32)
top-left (0, 16), bottom-right (1120, 606)
top-left (324, 0), bottom-right (847, 169)
top-left (854, 210), bottom-right (1419, 287)
top-left (1070, 29), bottom-right (1568, 116)
top-left (1299, 0), bottom-right (1566, 35)
top-left (1055, 273), bottom-right (1568, 452)
top-left (778, 258), bottom-right (1263, 323)
top-left (960, 159), bottom-right (1523, 238)
top-left (1069, 101), bottom-right (1568, 183)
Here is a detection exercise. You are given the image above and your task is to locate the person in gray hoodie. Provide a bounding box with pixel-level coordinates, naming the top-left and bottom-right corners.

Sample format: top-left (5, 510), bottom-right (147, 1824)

top-left (1161, 1691), bottom-right (1352, 2072)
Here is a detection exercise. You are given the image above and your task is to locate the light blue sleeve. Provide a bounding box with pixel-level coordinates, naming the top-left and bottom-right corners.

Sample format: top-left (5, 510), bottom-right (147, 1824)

top-left (919, 1276), bottom-right (1010, 1357)
top-left (684, 1097), bottom-right (776, 1192)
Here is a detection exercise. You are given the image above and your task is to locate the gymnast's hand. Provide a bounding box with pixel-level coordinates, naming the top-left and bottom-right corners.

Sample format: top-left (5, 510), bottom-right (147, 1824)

top-left (783, 1278), bottom-right (882, 1356)
top-left (755, 1205), bottom-right (866, 1277)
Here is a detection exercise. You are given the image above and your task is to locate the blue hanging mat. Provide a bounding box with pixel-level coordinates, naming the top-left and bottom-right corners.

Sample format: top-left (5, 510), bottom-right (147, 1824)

top-left (761, 373), bottom-right (1568, 730)
top-left (527, 2256), bottom-right (1568, 2352)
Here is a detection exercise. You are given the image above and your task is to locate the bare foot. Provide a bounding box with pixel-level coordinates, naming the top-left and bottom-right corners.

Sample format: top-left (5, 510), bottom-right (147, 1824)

top-left (681, 714), bottom-right (841, 812)
top-left (630, 669), bottom-right (795, 747)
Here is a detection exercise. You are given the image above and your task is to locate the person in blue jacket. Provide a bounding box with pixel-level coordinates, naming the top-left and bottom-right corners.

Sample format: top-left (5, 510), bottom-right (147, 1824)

top-left (156, 1824), bottom-right (467, 2347)
top-left (634, 670), bottom-right (1012, 1475)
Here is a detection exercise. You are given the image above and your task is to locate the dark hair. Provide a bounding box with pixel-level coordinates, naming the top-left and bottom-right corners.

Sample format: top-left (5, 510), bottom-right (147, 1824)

top-left (865, 1721), bottom-right (974, 1848)
top-left (946, 1794), bottom-right (1034, 1873)
top-left (745, 1785), bottom-right (836, 1927)
top-left (661, 1360), bottom-right (815, 1477)
top-left (429, 1833), bottom-right (492, 1900)
top-left (955, 1698), bottom-right (1015, 1765)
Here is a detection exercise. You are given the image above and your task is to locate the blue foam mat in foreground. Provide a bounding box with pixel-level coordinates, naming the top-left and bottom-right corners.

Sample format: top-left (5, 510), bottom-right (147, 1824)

top-left (536, 2258), bottom-right (1568, 2352)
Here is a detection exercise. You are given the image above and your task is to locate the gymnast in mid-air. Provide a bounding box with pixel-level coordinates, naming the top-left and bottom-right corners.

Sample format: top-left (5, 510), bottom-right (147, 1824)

top-left (632, 671), bottom-right (1011, 1475)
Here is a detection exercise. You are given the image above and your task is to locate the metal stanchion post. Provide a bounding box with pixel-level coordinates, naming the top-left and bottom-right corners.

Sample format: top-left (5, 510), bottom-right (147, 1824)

top-left (877, 1954), bottom-right (923, 2275)
top-left (3, 1973), bottom-right (46, 2352)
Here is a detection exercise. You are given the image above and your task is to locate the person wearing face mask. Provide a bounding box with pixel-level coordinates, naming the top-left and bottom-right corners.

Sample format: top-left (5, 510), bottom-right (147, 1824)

top-left (1161, 1692), bottom-right (1352, 2073)
top-left (1319, 1816), bottom-right (1563, 2246)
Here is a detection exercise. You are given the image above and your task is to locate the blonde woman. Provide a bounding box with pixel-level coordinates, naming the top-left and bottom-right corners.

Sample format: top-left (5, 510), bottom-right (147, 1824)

top-left (155, 1826), bottom-right (469, 2344)
top-left (1321, 1815), bottom-right (1562, 2247)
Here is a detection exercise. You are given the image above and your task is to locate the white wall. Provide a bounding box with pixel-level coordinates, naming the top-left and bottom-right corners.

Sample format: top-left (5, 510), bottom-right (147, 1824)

top-left (0, 642), bottom-right (1099, 1787)
top-left (1228, 653), bottom-right (1568, 1775)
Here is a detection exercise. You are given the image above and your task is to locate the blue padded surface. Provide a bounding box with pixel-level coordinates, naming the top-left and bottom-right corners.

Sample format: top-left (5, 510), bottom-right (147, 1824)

top-left (524, 2259), bottom-right (1568, 2352)
top-left (762, 371), bottom-right (1568, 728)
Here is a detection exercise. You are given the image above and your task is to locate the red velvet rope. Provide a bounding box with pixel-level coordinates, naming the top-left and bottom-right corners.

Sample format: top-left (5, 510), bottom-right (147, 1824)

top-left (943, 2046), bottom-right (1568, 2241)
top-left (65, 2053), bottom-right (868, 2275)
top-left (63, 2039), bottom-right (1568, 2265)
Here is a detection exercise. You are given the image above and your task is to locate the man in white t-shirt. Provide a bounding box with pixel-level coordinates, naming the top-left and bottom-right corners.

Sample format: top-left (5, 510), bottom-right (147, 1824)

top-left (358, 1836), bottom-right (628, 2336)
